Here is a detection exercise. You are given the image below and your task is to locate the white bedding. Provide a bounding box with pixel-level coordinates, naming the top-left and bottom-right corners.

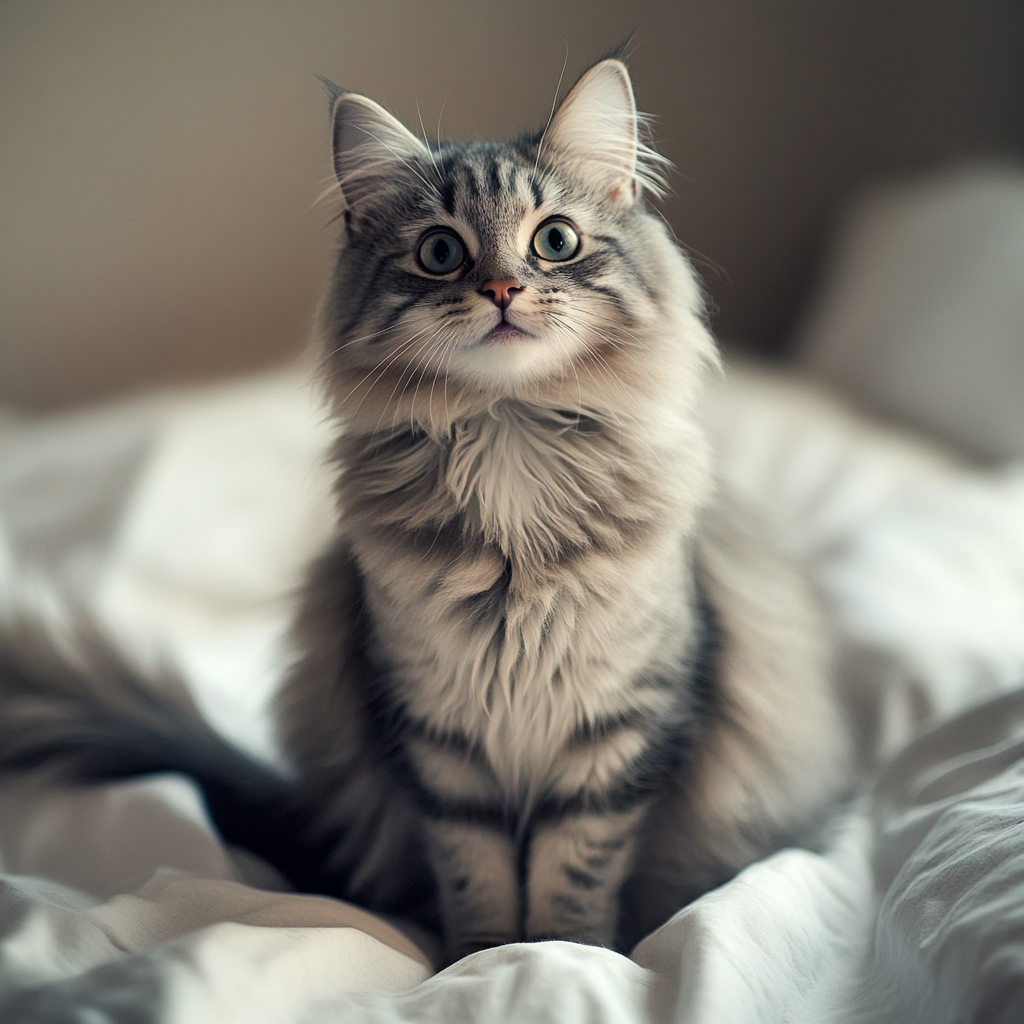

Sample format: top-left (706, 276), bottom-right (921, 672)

top-left (1, 358), bottom-right (1023, 1023)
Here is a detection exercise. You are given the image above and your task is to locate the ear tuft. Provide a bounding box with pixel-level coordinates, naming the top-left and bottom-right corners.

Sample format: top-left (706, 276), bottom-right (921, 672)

top-left (542, 59), bottom-right (668, 204)
top-left (331, 93), bottom-right (429, 209)
top-left (317, 75), bottom-right (348, 111)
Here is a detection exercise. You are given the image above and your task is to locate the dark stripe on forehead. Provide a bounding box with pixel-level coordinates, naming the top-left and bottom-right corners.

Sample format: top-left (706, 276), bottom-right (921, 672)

top-left (439, 178), bottom-right (457, 215)
top-left (487, 159), bottom-right (503, 197)
top-left (460, 162), bottom-right (481, 199)
top-left (530, 177), bottom-right (545, 209)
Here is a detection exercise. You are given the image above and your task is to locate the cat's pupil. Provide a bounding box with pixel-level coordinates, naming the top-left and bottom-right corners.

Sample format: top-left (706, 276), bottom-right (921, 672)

top-left (433, 239), bottom-right (450, 266)
top-left (547, 228), bottom-right (565, 253)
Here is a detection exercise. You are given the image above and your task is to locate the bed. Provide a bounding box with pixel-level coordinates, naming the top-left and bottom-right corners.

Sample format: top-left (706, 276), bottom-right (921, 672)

top-left (1, 166), bottom-right (1023, 1022)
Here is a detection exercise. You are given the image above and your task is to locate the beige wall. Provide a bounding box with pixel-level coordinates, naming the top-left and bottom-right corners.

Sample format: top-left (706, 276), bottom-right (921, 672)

top-left (2, 0), bottom-right (1022, 410)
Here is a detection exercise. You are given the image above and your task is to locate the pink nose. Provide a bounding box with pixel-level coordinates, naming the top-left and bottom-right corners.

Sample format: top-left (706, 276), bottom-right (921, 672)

top-left (480, 278), bottom-right (523, 309)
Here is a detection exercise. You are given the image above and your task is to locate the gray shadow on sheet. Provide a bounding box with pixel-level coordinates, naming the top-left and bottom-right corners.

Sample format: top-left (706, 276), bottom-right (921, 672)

top-left (0, 954), bottom-right (168, 1024)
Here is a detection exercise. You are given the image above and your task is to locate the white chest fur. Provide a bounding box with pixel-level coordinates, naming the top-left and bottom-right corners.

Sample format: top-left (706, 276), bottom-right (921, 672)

top-left (357, 402), bottom-right (699, 801)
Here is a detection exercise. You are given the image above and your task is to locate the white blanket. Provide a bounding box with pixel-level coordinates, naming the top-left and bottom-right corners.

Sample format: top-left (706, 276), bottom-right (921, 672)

top-left (1, 362), bottom-right (1024, 1023)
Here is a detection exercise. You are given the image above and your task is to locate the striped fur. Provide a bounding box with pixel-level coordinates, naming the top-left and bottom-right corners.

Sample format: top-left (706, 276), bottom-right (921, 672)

top-left (0, 59), bottom-right (851, 961)
top-left (278, 58), bottom-right (851, 958)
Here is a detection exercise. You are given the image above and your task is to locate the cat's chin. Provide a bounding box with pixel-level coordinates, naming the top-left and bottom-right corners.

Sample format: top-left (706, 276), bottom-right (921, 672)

top-left (451, 332), bottom-right (582, 393)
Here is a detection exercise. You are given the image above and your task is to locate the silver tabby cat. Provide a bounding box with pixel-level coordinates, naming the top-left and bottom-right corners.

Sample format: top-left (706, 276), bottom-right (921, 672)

top-left (0, 58), bottom-right (850, 961)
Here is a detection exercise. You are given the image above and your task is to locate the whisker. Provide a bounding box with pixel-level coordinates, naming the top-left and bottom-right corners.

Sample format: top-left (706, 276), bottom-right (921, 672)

top-left (534, 40), bottom-right (570, 176)
top-left (420, 323), bottom-right (461, 430)
top-left (376, 327), bottom-right (447, 440)
top-left (335, 324), bottom-right (439, 418)
top-left (416, 99), bottom-right (444, 183)
top-left (386, 323), bottom-right (458, 437)
top-left (541, 311), bottom-right (650, 442)
top-left (404, 327), bottom-right (448, 433)
top-left (576, 360), bottom-right (631, 448)
top-left (345, 124), bottom-right (441, 200)
top-left (552, 310), bottom-right (657, 384)
top-left (436, 90), bottom-right (450, 152)
top-left (558, 304), bottom-right (649, 348)
top-left (568, 350), bottom-right (584, 427)
top-left (440, 320), bottom-right (460, 429)
top-left (313, 314), bottom-right (442, 387)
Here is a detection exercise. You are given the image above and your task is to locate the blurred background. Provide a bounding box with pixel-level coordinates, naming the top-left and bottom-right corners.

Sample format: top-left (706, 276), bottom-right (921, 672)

top-left (2, 0), bottom-right (1023, 411)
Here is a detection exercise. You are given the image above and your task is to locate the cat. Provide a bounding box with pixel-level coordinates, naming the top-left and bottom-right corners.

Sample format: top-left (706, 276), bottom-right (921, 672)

top-left (0, 56), bottom-right (851, 962)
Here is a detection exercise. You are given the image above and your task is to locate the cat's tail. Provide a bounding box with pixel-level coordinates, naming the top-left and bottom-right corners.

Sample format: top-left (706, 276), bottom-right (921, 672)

top-left (0, 612), bottom-right (335, 895)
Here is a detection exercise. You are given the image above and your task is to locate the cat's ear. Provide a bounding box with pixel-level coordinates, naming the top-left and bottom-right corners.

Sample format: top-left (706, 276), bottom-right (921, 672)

top-left (329, 88), bottom-right (429, 209)
top-left (543, 59), bottom-right (643, 204)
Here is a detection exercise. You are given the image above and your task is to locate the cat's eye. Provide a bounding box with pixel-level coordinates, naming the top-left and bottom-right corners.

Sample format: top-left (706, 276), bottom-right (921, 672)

top-left (532, 219), bottom-right (580, 262)
top-left (417, 230), bottom-right (466, 275)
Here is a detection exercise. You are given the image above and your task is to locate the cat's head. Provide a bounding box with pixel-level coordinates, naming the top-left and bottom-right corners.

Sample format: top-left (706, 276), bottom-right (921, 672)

top-left (319, 59), bottom-right (713, 427)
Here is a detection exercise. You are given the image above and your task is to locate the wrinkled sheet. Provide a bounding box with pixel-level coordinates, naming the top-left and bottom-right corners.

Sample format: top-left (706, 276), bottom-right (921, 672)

top-left (1, 362), bottom-right (1023, 1022)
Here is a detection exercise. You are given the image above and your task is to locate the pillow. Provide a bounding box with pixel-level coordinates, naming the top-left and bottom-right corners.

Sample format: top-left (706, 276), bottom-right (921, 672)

top-left (793, 164), bottom-right (1024, 464)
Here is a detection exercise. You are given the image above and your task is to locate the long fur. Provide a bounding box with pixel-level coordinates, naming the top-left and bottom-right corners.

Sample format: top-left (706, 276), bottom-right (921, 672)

top-left (0, 58), bottom-right (851, 961)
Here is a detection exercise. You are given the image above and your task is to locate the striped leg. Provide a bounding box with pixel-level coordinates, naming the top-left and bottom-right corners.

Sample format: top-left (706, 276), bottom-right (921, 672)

top-left (524, 806), bottom-right (646, 946)
top-left (421, 818), bottom-right (520, 962)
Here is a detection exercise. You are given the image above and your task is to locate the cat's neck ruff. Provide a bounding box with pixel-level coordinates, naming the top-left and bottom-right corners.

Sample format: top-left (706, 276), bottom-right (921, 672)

top-left (329, 291), bottom-right (719, 567)
top-left (337, 386), bottom-right (713, 568)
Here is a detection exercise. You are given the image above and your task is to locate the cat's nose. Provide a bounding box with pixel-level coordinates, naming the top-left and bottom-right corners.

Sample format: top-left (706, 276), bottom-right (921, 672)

top-left (480, 278), bottom-right (523, 309)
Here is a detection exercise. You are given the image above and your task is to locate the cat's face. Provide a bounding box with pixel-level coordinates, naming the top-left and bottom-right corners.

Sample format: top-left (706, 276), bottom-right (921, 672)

top-left (320, 60), bottom-right (703, 418)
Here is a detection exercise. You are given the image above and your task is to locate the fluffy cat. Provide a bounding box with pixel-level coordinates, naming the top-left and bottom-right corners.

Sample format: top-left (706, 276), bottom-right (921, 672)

top-left (0, 57), bottom-right (850, 960)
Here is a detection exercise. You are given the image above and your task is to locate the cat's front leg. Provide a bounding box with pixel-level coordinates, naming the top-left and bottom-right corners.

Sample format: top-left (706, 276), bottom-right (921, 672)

top-left (420, 818), bottom-right (520, 962)
top-left (525, 806), bottom-right (647, 947)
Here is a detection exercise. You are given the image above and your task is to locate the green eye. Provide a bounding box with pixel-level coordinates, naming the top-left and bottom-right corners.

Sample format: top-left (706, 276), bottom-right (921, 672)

top-left (532, 219), bottom-right (580, 262)
top-left (417, 230), bottom-right (465, 274)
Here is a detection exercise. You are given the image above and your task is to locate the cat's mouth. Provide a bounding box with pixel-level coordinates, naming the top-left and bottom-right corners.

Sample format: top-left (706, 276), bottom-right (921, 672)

top-left (485, 322), bottom-right (531, 342)
top-left (482, 315), bottom-right (533, 344)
